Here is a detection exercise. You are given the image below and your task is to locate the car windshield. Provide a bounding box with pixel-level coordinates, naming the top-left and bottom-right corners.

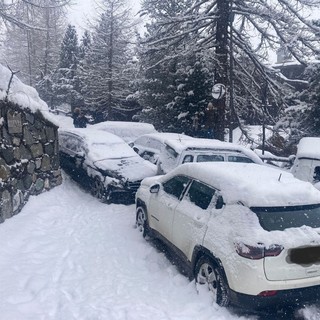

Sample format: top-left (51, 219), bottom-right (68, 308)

top-left (90, 142), bottom-right (137, 159)
top-left (251, 204), bottom-right (320, 231)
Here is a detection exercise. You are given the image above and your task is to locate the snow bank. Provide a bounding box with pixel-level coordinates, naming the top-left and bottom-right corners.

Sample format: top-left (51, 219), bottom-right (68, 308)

top-left (0, 64), bottom-right (56, 124)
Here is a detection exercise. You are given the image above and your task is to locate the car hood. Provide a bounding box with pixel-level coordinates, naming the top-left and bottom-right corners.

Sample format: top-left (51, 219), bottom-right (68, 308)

top-left (94, 157), bottom-right (157, 181)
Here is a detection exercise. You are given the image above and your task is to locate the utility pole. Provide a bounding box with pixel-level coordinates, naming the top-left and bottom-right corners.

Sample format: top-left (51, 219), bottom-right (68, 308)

top-left (261, 81), bottom-right (268, 155)
top-left (214, 0), bottom-right (231, 141)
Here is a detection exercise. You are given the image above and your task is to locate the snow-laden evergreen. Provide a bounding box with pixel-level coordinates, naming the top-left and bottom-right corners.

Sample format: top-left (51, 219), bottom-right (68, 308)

top-left (52, 24), bottom-right (82, 112)
top-left (137, 0), bottom-right (320, 141)
top-left (79, 0), bottom-right (137, 120)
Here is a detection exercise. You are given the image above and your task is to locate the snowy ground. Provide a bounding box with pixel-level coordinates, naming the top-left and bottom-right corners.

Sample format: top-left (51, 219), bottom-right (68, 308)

top-left (0, 175), bottom-right (250, 320)
top-left (0, 175), bottom-right (320, 320)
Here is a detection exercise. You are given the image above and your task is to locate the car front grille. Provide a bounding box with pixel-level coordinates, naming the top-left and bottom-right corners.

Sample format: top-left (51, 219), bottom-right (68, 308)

top-left (125, 180), bottom-right (142, 192)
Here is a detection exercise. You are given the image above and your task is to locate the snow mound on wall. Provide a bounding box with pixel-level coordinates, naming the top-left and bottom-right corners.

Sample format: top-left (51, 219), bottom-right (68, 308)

top-left (0, 64), bottom-right (57, 124)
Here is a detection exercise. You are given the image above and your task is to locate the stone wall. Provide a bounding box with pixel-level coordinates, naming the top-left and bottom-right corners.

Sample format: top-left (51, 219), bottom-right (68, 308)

top-left (0, 101), bottom-right (62, 222)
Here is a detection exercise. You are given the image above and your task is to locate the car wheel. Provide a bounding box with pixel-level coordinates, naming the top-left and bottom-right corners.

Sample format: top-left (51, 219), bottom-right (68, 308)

top-left (91, 177), bottom-right (107, 202)
top-left (195, 256), bottom-right (230, 307)
top-left (136, 206), bottom-right (150, 238)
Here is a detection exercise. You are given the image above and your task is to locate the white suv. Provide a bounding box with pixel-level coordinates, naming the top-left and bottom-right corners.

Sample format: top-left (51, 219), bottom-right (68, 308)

top-left (135, 162), bottom-right (320, 310)
top-left (157, 138), bottom-right (263, 174)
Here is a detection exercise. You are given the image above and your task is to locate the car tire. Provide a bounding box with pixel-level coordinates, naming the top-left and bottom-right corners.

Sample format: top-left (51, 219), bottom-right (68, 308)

top-left (136, 206), bottom-right (150, 238)
top-left (195, 256), bottom-right (230, 307)
top-left (91, 177), bottom-right (110, 203)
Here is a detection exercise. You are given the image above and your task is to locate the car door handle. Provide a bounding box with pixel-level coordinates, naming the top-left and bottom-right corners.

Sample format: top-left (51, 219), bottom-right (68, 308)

top-left (166, 202), bottom-right (174, 209)
top-left (194, 220), bottom-right (204, 228)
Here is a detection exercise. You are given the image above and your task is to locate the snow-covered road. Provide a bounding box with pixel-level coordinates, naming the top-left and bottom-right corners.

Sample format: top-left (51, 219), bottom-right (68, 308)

top-left (0, 175), bottom-right (319, 320)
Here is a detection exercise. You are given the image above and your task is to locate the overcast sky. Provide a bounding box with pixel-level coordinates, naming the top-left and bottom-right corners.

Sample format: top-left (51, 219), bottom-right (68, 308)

top-left (67, 0), bottom-right (142, 35)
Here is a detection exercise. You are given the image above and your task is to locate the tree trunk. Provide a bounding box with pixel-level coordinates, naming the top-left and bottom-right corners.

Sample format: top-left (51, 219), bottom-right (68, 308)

top-left (214, 0), bottom-right (231, 141)
top-left (108, 3), bottom-right (114, 112)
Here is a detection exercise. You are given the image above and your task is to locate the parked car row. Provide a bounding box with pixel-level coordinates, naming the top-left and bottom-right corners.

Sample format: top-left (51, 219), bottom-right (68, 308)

top-left (58, 122), bottom-right (265, 204)
top-left (58, 121), bottom-right (320, 313)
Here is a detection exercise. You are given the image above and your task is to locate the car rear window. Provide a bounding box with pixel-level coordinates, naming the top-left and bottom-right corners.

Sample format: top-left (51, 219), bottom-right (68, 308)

top-left (251, 204), bottom-right (320, 231)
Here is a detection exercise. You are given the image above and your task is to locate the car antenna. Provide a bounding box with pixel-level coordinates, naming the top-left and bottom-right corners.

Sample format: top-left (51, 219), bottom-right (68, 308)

top-left (278, 173), bottom-right (282, 182)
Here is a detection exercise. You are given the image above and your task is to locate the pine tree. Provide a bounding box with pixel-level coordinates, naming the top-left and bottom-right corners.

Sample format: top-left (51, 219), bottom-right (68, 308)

top-left (80, 0), bottom-right (137, 120)
top-left (137, 0), bottom-right (214, 133)
top-left (52, 24), bottom-right (82, 111)
top-left (79, 30), bottom-right (91, 60)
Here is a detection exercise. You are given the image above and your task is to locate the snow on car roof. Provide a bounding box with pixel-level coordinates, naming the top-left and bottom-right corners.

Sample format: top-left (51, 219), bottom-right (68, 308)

top-left (172, 162), bottom-right (320, 207)
top-left (136, 132), bottom-right (194, 143)
top-left (164, 138), bottom-right (263, 164)
top-left (92, 121), bottom-right (157, 142)
top-left (296, 137), bottom-right (320, 160)
top-left (59, 128), bottom-right (142, 161)
top-left (93, 121), bottom-right (155, 130)
top-left (59, 127), bottom-right (127, 145)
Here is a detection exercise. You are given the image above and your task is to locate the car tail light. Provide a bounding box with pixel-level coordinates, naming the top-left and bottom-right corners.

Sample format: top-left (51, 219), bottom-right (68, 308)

top-left (235, 243), bottom-right (283, 260)
top-left (258, 290), bottom-right (278, 297)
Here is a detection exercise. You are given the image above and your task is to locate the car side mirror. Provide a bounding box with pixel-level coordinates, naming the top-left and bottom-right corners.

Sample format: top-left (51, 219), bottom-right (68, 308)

top-left (78, 151), bottom-right (85, 158)
top-left (150, 183), bottom-right (160, 194)
top-left (215, 195), bottom-right (224, 209)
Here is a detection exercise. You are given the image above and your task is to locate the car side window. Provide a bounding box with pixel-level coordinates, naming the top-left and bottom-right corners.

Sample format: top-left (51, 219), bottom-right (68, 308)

top-left (70, 138), bottom-right (82, 153)
top-left (197, 154), bottom-right (224, 162)
top-left (186, 180), bottom-right (215, 210)
top-left (60, 135), bottom-right (83, 154)
top-left (228, 155), bottom-right (254, 163)
top-left (182, 155), bottom-right (194, 163)
top-left (64, 136), bottom-right (77, 151)
top-left (163, 175), bottom-right (190, 199)
top-left (314, 166), bottom-right (320, 182)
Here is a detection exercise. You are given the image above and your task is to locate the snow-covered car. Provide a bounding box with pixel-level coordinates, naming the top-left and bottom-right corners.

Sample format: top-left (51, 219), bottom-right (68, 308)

top-left (91, 121), bottom-right (157, 143)
top-left (129, 132), bottom-right (194, 164)
top-left (291, 137), bottom-right (320, 190)
top-left (135, 162), bottom-right (320, 310)
top-left (157, 138), bottom-right (264, 174)
top-left (58, 128), bottom-right (157, 203)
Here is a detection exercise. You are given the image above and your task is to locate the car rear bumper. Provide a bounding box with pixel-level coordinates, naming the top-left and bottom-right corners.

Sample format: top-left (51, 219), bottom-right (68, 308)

top-left (229, 284), bottom-right (320, 310)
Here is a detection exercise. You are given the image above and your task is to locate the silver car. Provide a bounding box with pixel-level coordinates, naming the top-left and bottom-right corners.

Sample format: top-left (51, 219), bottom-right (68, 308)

top-left (59, 128), bottom-right (157, 203)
